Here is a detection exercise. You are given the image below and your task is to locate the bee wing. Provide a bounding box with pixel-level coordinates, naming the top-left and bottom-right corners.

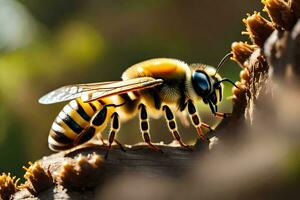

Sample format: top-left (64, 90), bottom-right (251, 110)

top-left (38, 81), bottom-right (117, 104)
top-left (81, 77), bottom-right (163, 102)
top-left (39, 77), bottom-right (163, 104)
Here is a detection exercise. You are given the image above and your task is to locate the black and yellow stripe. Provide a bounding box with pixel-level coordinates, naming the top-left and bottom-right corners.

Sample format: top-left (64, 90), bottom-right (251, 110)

top-left (138, 104), bottom-right (163, 153)
top-left (104, 112), bottom-right (121, 158)
top-left (48, 98), bottom-right (104, 151)
top-left (139, 104), bottom-right (151, 143)
top-left (163, 105), bottom-right (189, 148)
top-left (187, 100), bottom-right (206, 138)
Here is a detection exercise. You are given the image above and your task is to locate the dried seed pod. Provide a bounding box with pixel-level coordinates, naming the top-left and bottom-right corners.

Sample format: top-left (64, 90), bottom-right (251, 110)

top-left (0, 173), bottom-right (18, 200)
top-left (56, 153), bottom-right (104, 189)
top-left (231, 41), bottom-right (256, 67)
top-left (291, 0), bottom-right (300, 18)
top-left (243, 12), bottom-right (274, 48)
top-left (263, 0), bottom-right (296, 30)
top-left (230, 42), bottom-right (253, 111)
top-left (230, 47), bottom-right (269, 122)
top-left (22, 161), bottom-right (53, 195)
top-left (244, 49), bottom-right (270, 122)
top-left (240, 68), bottom-right (250, 83)
top-left (231, 81), bottom-right (248, 104)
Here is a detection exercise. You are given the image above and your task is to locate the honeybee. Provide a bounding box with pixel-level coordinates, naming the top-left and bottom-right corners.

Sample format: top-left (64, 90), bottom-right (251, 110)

top-left (39, 53), bottom-right (238, 158)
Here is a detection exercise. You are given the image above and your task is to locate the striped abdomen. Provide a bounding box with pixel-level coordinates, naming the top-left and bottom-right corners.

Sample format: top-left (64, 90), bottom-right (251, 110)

top-left (48, 98), bottom-right (104, 151)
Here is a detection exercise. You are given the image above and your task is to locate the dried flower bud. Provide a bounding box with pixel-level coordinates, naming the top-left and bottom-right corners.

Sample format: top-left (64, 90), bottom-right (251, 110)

top-left (0, 173), bottom-right (18, 200)
top-left (22, 162), bottom-right (53, 195)
top-left (240, 68), bottom-right (250, 83)
top-left (232, 81), bottom-right (247, 102)
top-left (231, 42), bottom-right (256, 67)
top-left (263, 0), bottom-right (296, 30)
top-left (243, 12), bottom-right (274, 48)
top-left (56, 153), bottom-right (104, 189)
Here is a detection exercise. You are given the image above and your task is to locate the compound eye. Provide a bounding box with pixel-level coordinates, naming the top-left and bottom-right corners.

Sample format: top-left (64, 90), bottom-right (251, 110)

top-left (192, 71), bottom-right (211, 96)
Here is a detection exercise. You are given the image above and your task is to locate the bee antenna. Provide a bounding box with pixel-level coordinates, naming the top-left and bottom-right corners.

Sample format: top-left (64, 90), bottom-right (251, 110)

top-left (214, 52), bottom-right (233, 76)
top-left (216, 78), bottom-right (240, 89)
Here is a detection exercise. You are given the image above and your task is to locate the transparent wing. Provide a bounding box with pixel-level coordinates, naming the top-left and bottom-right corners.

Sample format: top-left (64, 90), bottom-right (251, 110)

top-left (39, 77), bottom-right (163, 104)
top-left (38, 81), bottom-right (117, 104)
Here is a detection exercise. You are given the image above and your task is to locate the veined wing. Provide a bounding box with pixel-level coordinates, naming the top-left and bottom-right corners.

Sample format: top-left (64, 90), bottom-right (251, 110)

top-left (81, 77), bottom-right (163, 102)
top-left (39, 77), bottom-right (163, 104)
top-left (38, 81), bottom-right (117, 104)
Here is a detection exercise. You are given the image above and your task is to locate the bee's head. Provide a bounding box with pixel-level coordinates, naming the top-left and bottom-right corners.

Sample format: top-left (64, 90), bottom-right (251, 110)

top-left (190, 53), bottom-right (238, 114)
top-left (191, 69), bottom-right (222, 111)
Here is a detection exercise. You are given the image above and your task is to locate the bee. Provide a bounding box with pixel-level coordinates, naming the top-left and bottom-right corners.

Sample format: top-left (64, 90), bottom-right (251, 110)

top-left (39, 53), bottom-right (238, 158)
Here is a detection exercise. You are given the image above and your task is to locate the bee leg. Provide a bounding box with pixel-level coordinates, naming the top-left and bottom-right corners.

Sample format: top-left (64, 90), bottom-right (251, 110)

top-left (105, 113), bottom-right (123, 159)
top-left (73, 126), bottom-right (96, 146)
top-left (113, 139), bottom-right (126, 152)
top-left (139, 104), bottom-right (163, 153)
top-left (96, 134), bottom-right (107, 146)
top-left (73, 105), bottom-right (110, 146)
top-left (88, 106), bottom-right (124, 154)
top-left (200, 122), bottom-right (214, 132)
top-left (163, 105), bottom-right (192, 150)
top-left (187, 100), bottom-right (207, 140)
top-left (214, 112), bottom-right (231, 119)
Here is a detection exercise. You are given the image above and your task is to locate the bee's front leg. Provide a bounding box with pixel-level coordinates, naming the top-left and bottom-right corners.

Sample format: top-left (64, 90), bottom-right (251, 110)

top-left (214, 112), bottom-right (232, 118)
top-left (186, 100), bottom-right (213, 139)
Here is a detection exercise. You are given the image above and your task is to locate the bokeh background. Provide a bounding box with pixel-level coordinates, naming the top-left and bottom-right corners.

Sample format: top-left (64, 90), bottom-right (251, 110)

top-left (0, 0), bottom-right (262, 177)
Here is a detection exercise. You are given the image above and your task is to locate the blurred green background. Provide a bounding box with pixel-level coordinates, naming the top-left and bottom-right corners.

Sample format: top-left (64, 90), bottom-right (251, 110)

top-left (0, 0), bottom-right (261, 177)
